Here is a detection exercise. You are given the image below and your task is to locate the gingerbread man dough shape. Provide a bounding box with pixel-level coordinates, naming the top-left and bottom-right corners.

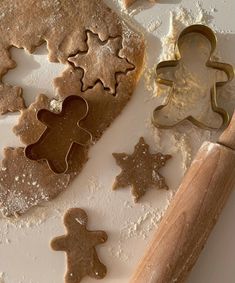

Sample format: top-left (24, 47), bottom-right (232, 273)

top-left (153, 25), bottom-right (234, 130)
top-left (51, 208), bottom-right (108, 283)
top-left (25, 96), bottom-right (92, 174)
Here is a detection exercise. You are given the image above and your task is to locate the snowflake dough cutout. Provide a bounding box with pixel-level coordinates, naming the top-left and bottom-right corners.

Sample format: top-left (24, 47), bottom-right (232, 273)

top-left (68, 31), bottom-right (134, 94)
top-left (51, 208), bottom-right (108, 283)
top-left (113, 137), bottom-right (171, 202)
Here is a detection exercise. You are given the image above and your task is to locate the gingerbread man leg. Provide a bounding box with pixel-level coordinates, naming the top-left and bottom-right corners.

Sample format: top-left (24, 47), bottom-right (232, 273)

top-left (65, 268), bottom-right (82, 283)
top-left (154, 93), bottom-right (224, 129)
top-left (88, 251), bottom-right (107, 279)
top-left (193, 103), bottom-right (223, 129)
top-left (153, 100), bottom-right (190, 128)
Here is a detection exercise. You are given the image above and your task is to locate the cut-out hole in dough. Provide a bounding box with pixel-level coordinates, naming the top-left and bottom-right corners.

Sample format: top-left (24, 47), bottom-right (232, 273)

top-left (25, 96), bottom-right (92, 174)
top-left (2, 44), bottom-right (65, 106)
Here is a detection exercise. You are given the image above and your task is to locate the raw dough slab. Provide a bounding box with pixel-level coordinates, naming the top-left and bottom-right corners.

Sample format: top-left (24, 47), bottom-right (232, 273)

top-left (1, 0), bottom-right (145, 216)
top-left (0, 0), bottom-right (139, 114)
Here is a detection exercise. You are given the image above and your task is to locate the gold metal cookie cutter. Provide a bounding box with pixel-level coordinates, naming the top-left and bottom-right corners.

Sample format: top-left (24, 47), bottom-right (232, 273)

top-left (25, 95), bottom-right (92, 174)
top-left (152, 24), bottom-right (235, 130)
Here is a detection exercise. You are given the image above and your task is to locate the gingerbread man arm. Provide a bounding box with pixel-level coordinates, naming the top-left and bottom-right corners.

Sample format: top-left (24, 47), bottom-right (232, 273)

top-left (156, 60), bottom-right (179, 87)
top-left (73, 126), bottom-right (92, 146)
top-left (37, 109), bottom-right (59, 128)
top-left (89, 230), bottom-right (108, 246)
top-left (51, 235), bottom-right (69, 251)
top-left (209, 61), bottom-right (234, 85)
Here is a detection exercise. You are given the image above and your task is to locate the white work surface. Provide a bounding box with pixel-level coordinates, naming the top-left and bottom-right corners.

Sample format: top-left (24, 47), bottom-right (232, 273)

top-left (0, 0), bottom-right (235, 282)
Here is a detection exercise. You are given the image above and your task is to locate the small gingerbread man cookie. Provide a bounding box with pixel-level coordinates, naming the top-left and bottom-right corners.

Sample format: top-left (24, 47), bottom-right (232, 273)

top-left (51, 208), bottom-right (108, 283)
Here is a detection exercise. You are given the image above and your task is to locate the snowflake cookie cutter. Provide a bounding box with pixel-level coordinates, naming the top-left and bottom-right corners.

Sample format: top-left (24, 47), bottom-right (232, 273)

top-left (152, 24), bottom-right (235, 130)
top-left (25, 95), bottom-right (92, 174)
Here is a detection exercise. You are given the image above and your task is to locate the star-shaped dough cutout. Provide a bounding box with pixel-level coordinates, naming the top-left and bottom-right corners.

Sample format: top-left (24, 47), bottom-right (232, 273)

top-left (113, 137), bottom-right (171, 202)
top-left (51, 208), bottom-right (107, 283)
top-left (68, 32), bottom-right (134, 94)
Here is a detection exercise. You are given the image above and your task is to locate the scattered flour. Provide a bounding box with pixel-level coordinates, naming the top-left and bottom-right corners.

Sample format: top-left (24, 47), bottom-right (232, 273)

top-left (111, 0), bottom-right (157, 16)
top-left (147, 19), bottom-right (162, 33)
top-left (144, 2), bottom-right (235, 172)
top-left (120, 199), bottom-right (171, 240)
top-left (109, 190), bottom-right (174, 261)
top-left (0, 175), bottom-right (107, 228)
top-left (144, 2), bottom-right (218, 93)
top-left (49, 99), bottom-right (62, 112)
top-left (159, 3), bottom-right (216, 61)
top-left (149, 118), bottom-right (217, 174)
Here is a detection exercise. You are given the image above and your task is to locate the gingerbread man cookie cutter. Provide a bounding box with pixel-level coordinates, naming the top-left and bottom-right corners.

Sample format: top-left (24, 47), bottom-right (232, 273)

top-left (25, 95), bottom-right (92, 174)
top-left (152, 24), bottom-right (235, 130)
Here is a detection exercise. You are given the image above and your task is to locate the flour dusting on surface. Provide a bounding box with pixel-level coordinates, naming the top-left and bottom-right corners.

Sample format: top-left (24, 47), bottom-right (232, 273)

top-left (147, 114), bottom-right (217, 175)
top-left (147, 19), bottom-right (162, 33)
top-left (109, 190), bottom-right (174, 261)
top-left (160, 3), bottom-right (216, 61)
top-left (145, 2), bottom-right (235, 172)
top-left (145, 3), bottom-right (217, 93)
top-left (49, 99), bottom-right (62, 112)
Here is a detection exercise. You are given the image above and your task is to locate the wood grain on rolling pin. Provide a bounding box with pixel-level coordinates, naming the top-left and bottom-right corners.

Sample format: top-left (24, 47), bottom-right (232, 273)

top-left (219, 111), bottom-right (235, 149)
top-left (130, 141), bottom-right (235, 283)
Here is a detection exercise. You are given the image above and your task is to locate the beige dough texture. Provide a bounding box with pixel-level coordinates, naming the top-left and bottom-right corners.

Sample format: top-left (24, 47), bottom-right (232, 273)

top-left (0, 148), bottom-right (70, 217)
top-left (0, 0), bottom-right (122, 114)
top-left (51, 208), bottom-right (108, 283)
top-left (0, 0), bottom-right (145, 216)
top-left (113, 137), bottom-right (171, 202)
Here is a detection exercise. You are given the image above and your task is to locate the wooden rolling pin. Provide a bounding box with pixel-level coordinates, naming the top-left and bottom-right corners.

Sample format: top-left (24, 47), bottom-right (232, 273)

top-left (130, 112), bottom-right (235, 283)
